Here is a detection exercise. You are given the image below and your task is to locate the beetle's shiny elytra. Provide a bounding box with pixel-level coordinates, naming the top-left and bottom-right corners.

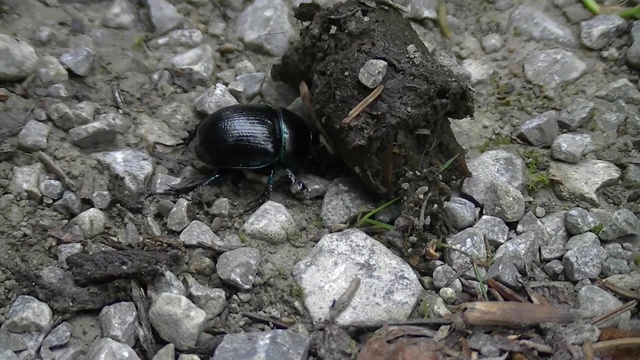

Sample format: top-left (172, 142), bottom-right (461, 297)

top-left (193, 104), bottom-right (312, 170)
top-left (173, 103), bottom-right (313, 212)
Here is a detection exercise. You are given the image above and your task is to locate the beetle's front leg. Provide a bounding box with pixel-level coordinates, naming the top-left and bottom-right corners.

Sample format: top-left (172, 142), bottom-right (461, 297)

top-left (243, 168), bottom-right (275, 214)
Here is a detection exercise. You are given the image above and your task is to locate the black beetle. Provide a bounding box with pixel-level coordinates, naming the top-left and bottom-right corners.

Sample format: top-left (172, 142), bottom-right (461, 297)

top-left (170, 103), bottom-right (314, 211)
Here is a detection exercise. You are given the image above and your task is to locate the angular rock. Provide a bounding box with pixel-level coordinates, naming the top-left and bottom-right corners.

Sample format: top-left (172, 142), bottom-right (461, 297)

top-left (432, 264), bottom-right (462, 293)
top-left (5, 296), bottom-right (53, 333)
top-left (359, 59), bottom-right (388, 88)
top-left (167, 198), bottom-right (190, 232)
top-left (102, 0), bottom-right (137, 29)
top-left (36, 55), bottom-right (68, 86)
top-left (473, 215), bottom-right (509, 247)
top-left (146, 0), bottom-right (183, 34)
top-left (194, 83), bottom-right (239, 115)
top-left (72, 101), bottom-right (99, 125)
top-left (68, 121), bottom-right (118, 147)
top-left (240, 201), bottom-right (298, 244)
top-left (149, 293), bottom-right (206, 351)
top-left (170, 44), bottom-right (215, 91)
top-left (9, 163), bottom-right (45, 201)
top-left (595, 78), bottom-right (640, 105)
top-left (541, 211), bottom-right (570, 247)
top-left (86, 338), bottom-right (140, 360)
top-left (564, 207), bottom-right (598, 235)
top-left (148, 29), bottom-right (203, 49)
top-left (216, 247), bottom-right (261, 290)
top-left (179, 220), bottom-right (221, 249)
top-left (293, 229), bottom-right (421, 325)
top-left (462, 149), bottom-right (526, 205)
top-left (580, 14), bottom-right (628, 50)
top-left (565, 232), bottom-right (600, 250)
top-left (446, 228), bottom-right (487, 278)
top-left (524, 49), bottom-right (586, 89)
top-left (0, 34), bottom-right (39, 81)
top-left (212, 330), bottom-right (310, 360)
top-left (483, 180), bottom-right (525, 223)
top-left (549, 160), bottom-right (621, 206)
top-left (17, 120), bottom-right (50, 152)
top-left (486, 255), bottom-right (522, 289)
top-left (599, 209), bottom-right (640, 241)
top-left (92, 150), bottom-right (154, 193)
top-left (516, 211), bottom-right (549, 246)
top-left (236, 0), bottom-right (295, 56)
top-left (321, 178), bottom-right (375, 228)
top-left (60, 48), bottom-right (94, 76)
top-left (99, 302), bottom-right (137, 347)
top-left (47, 103), bottom-right (76, 130)
top-left (563, 245), bottom-right (607, 281)
top-left (188, 282), bottom-right (227, 320)
top-left (540, 245), bottom-right (565, 261)
top-left (558, 98), bottom-right (596, 130)
top-left (41, 322), bottom-right (71, 349)
top-left (460, 59), bottom-right (494, 85)
top-left (509, 6), bottom-right (578, 47)
top-left (494, 232), bottom-right (540, 272)
top-left (69, 208), bottom-right (106, 239)
top-left (550, 133), bottom-right (592, 163)
top-left (516, 111), bottom-right (559, 147)
top-left (576, 285), bottom-right (630, 327)
top-left (601, 257), bottom-right (629, 277)
top-left (135, 113), bottom-right (180, 146)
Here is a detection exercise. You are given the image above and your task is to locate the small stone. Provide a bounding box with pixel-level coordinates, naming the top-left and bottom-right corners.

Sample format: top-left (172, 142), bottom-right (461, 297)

top-left (516, 111), bottom-right (559, 147)
top-left (92, 191), bottom-right (111, 209)
top-left (92, 150), bottom-right (154, 193)
top-left (601, 257), bottom-right (629, 277)
top-left (358, 59), bottom-right (387, 88)
top-left (432, 264), bottom-right (462, 293)
top-left (102, 0), bottom-right (137, 29)
top-left (47, 103), bottom-right (76, 130)
top-left (39, 179), bottom-right (64, 200)
top-left (216, 69), bottom-right (236, 84)
top-left (60, 48), bottom-right (94, 76)
top-left (188, 282), bottom-right (227, 320)
top-left (209, 198), bottom-right (231, 217)
top-left (148, 29), bottom-right (203, 49)
top-left (150, 174), bottom-right (180, 195)
top-left (543, 259), bottom-right (564, 277)
top-left (563, 245), bottom-right (607, 281)
top-left (62, 191), bottom-right (82, 215)
top-left (524, 49), bottom-right (586, 90)
top-left (494, 232), bottom-right (539, 272)
top-left (462, 150), bottom-right (526, 204)
top-left (516, 211), bottom-right (549, 246)
top-left (540, 245), bottom-right (565, 261)
top-left (240, 201), bottom-right (298, 244)
top-left (565, 232), bottom-right (600, 250)
top-left (170, 45), bottom-right (215, 91)
top-left (290, 173), bottom-right (329, 200)
top-left (149, 293), bottom-right (206, 350)
top-left (595, 78), bottom-right (640, 105)
top-left (623, 164), bottom-right (640, 188)
top-left (460, 59), bottom-right (494, 85)
top-left (36, 55), bottom-right (68, 86)
top-left (321, 178), bottom-right (375, 228)
top-left (446, 228), bottom-right (487, 278)
top-left (69, 208), bottom-right (106, 238)
top-left (217, 247), bottom-right (261, 290)
top-left (153, 270), bottom-right (186, 297)
top-left (509, 6), bottom-right (578, 47)
top-left (99, 302), bottom-right (137, 347)
top-left (167, 198), bottom-right (190, 232)
top-left (439, 288), bottom-right (457, 304)
top-left (0, 34), bottom-right (39, 81)
top-left (152, 344), bottom-right (175, 360)
top-left (41, 322), bottom-right (71, 349)
top-left (229, 72), bottom-right (266, 102)
top-left (473, 215), bottom-right (509, 247)
top-left (17, 120), bottom-right (50, 152)
top-left (5, 295), bottom-right (53, 333)
top-left (235, 0), bottom-right (295, 56)
top-left (179, 220), bottom-right (221, 249)
top-left (194, 83), bottom-right (239, 115)
top-left (72, 101), bottom-right (99, 125)
top-left (10, 163), bottom-right (44, 201)
top-left (481, 33), bottom-right (504, 53)
top-left (234, 60), bottom-right (255, 75)
top-left (599, 209), bottom-right (640, 241)
top-left (486, 255), bottom-right (522, 289)
top-left (212, 330), bottom-right (310, 360)
top-left (483, 180), bottom-right (525, 223)
top-left (86, 338), bottom-right (140, 360)
top-left (136, 113), bottom-right (180, 146)
top-left (558, 98), bottom-right (596, 130)
top-left (443, 196), bottom-right (476, 230)
top-left (146, 0), bottom-right (184, 34)
top-left (47, 83), bottom-right (70, 99)
top-left (577, 285), bottom-right (630, 327)
top-left (580, 14), bottom-right (628, 50)
top-left (564, 207), bottom-right (598, 235)
top-left (551, 133), bottom-right (592, 163)
top-left (68, 121), bottom-right (118, 147)
top-left (549, 160), bottom-right (621, 206)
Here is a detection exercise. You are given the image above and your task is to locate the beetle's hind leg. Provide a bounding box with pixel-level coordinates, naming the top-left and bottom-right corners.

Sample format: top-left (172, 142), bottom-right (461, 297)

top-left (243, 168), bottom-right (275, 214)
top-left (147, 170), bottom-right (226, 198)
top-left (284, 168), bottom-right (309, 197)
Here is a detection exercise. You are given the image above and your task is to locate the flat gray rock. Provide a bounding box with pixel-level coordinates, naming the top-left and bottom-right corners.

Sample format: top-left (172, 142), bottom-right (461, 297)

top-left (240, 201), bottom-right (298, 244)
top-left (524, 49), bottom-right (586, 89)
top-left (293, 229), bottom-right (421, 325)
top-left (0, 34), bottom-right (38, 81)
top-left (509, 5), bottom-right (578, 47)
top-left (212, 330), bottom-right (310, 360)
top-left (549, 160), bottom-right (621, 206)
top-left (515, 111), bottom-right (559, 147)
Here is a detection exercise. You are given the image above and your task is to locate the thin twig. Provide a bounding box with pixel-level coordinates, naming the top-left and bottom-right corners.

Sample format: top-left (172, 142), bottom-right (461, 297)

top-left (112, 83), bottom-right (129, 114)
top-left (591, 300), bottom-right (637, 327)
top-left (37, 151), bottom-right (78, 191)
top-left (341, 84), bottom-right (384, 126)
top-left (241, 312), bottom-right (291, 329)
top-left (518, 339), bottom-right (554, 354)
top-left (597, 277), bottom-right (640, 300)
top-left (592, 338), bottom-right (640, 352)
top-left (327, 277), bottom-right (361, 322)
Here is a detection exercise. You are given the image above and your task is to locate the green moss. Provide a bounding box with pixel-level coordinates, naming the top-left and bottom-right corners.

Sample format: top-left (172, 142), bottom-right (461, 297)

top-left (634, 256), bottom-right (640, 267)
top-left (522, 149), bottom-right (551, 193)
top-left (591, 224), bottom-right (604, 235)
top-left (418, 299), bottom-right (430, 318)
top-left (291, 284), bottom-right (304, 298)
top-left (131, 36), bottom-right (145, 51)
top-left (479, 135), bottom-right (512, 153)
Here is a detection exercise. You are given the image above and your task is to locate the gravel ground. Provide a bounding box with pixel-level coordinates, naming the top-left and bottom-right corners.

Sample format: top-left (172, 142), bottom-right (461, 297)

top-left (1, 0), bottom-right (640, 359)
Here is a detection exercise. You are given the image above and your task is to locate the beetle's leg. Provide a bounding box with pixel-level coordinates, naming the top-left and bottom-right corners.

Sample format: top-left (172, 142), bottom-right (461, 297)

top-left (284, 168), bottom-right (308, 197)
top-left (180, 127), bottom-right (199, 154)
top-left (243, 168), bottom-right (274, 214)
top-left (148, 170), bottom-right (225, 198)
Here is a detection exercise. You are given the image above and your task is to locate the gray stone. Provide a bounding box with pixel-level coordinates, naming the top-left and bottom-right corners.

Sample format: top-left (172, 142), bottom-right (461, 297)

top-left (541, 245), bottom-right (565, 261)
top-left (216, 69), bottom-right (236, 84)
top-left (62, 191), bottom-right (82, 215)
top-left (9, 163), bottom-right (44, 201)
top-left (548, 160), bottom-right (621, 206)
top-left (68, 121), bottom-right (118, 147)
top-left (36, 56), bottom-right (68, 86)
top-left (72, 101), bottom-right (99, 125)
top-left (293, 229), bottom-right (421, 325)
top-left (494, 232), bottom-right (539, 272)
top-left (92, 191), bottom-right (111, 209)
top-left (291, 174), bottom-right (329, 200)
top-left (17, 120), bottom-right (50, 152)
top-left (551, 133), bottom-right (592, 163)
top-left (41, 322), bottom-right (71, 349)
top-left (599, 209), bottom-right (640, 241)
top-left (565, 232), bottom-right (600, 250)
top-left (157, 102), bottom-right (196, 131)
top-left (240, 201), bottom-right (298, 244)
top-left (321, 178), bottom-right (375, 228)
top-left (170, 45), bottom-right (215, 91)
top-left (236, 0), bottom-right (295, 56)
top-left (509, 6), bottom-right (578, 47)
top-left (146, 0), bottom-right (183, 34)
top-left (92, 150), bottom-right (154, 193)
top-left (152, 270), bottom-right (186, 297)
top-left (627, 40), bottom-right (640, 69)
top-left (135, 113), bottom-right (180, 146)
top-left (432, 264), bottom-right (462, 293)
top-left (516, 211), bottom-right (549, 246)
top-left (230, 72), bottom-right (266, 102)
top-left (148, 29), bottom-right (203, 49)
top-left (483, 180), bottom-right (525, 223)
top-left (167, 198), bottom-right (190, 232)
top-left (439, 287), bottom-right (457, 304)
top-left (359, 59), bottom-right (387, 88)
top-left (603, 243), bottom-right (632, 259)
top-left (5, 295), bottom-right (53, 333)
top-left (462, 150), bottom-right (526, 204)
top-left (563, 245), bottom-right (607, 281)
top-left (57, 243), bottom-right (82, 267)
top-left (576, 285), bottom-right (630, 327)
top-left (596, 100), bottom-right (628, 133)
top-left (262, 73), bottom-right (299, 108)
top-left (516, 111), bottom-right (559, 147)
top-left (47, 83), bottom-right (70, 99)
top-left (446, 228), bottom-right (487, 278)
top-left (209, 198), bottom-right (231, 218)
top-left (524, 49), bottom-right (586, 89)
top-left (194, 83), bottom-right (239, 115)
top-left (580, 14), bottom-right (628, 50)
top-left (149, 293), bottom-right (206, 350)
top-left (603, 273), bottom-right (640, 292)
top-left (595, 78), bottom-right (640, 105)
top-left (234, 60), bottom-right (256, 75)
top-left (0, 34), bottom-right (39, 81)
top-left (480, 33), bottom-right (504, 53)
top-left (473, 215), bottom-right (509, 247)
top-left (94, 113), bottom-right (132, 134)
top-left (217, 247), bottom-right (261, 290)
top-left (461, 59), bottom-right (494, 85)
top-left (543, 259), bottom-right (564, 277)
top-left (601, 257), bottom-right (629, 277)
top-left (150, 174), bottom-right (181, 195)
top-left (562, 3), bottom-right (594, 24)
top-left (212, 330), bottom-right (310, 360)
top-left (39, 179), bottom-right (63, 200)
top-left (152, 344), bottom-right (175, 360)
top-left (60, 48), bottom-right (94, 76)
top-left (69, 208), bottom-right (106, 238)
top-left (179, 220), bottom-right (221, 249)
top-left (99, 302), bottom-right (137, 347)
top-left (86, 338), bottom-right (140, 360)
top-left (406, 0), bottom-right (437, 20)
top-left (187, 282), bottom-right (227, 320)
top-left (623, 164), bottom-right (640, 188)
top-left (47, 103), bottom-right (76, 130)
top-left (564, 207), bottom-right (598, 235)
top-left (102, 0), bottom-right (137, 29)
top-left (486, 255), bottom-right (522, 289)
top-left (558, 98), bottom-right (596, 130)
top-left (443, 197), bottom-right (476, 230)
